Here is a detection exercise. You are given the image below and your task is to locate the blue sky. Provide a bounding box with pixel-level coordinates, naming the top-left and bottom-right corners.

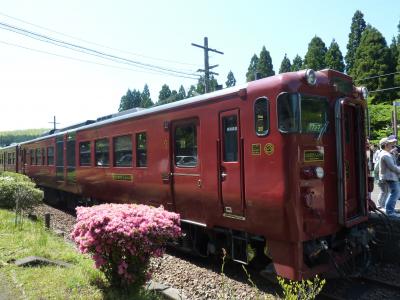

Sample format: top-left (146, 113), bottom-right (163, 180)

top-left (0, 0), bottom-right (399, 130)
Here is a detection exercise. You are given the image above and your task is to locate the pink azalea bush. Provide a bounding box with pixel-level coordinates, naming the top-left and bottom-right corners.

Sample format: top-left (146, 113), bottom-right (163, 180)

top-left (71, 203), bottom-right (181, 288)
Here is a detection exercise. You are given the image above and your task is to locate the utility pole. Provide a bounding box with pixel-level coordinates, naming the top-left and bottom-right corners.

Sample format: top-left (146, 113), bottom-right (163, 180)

top-left (191, 37), bottom-right (224, 93)
top-left (48, 116), bottom-right (60, 131)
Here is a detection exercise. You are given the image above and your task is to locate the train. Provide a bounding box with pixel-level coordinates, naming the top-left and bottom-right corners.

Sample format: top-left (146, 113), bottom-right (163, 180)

top-left (0, 69), bottom-right (374, 280)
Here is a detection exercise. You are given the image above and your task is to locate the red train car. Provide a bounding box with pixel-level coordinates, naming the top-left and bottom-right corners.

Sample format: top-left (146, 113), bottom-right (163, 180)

top-left (4, 69), bottom-right (373, 280)
top-left (0, 144), bottom-right (18, 172)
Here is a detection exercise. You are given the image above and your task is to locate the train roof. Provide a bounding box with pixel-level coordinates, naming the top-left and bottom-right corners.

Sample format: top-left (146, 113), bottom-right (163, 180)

top-left (16, 82), bottom-right (248, 145)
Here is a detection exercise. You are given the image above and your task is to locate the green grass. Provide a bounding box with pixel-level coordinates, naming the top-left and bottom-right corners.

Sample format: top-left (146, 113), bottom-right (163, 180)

top-left (0, 209), bottom-right (162, 300)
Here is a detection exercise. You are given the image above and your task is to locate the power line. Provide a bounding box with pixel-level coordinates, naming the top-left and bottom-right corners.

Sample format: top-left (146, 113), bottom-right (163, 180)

top-left (0, 39), bottom-right (199, 79)
top-left (369, 86), bottom-right (400, 93)
top-left (0, 11), bottom-right (200, 68)
top-left (0, 21), bottom-right (200, 78)
top-left (355, 71), bottom-right (400, 82)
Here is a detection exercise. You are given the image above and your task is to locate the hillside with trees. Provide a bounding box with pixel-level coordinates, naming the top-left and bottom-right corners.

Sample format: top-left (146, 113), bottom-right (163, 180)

top-left (0, 129), bottom-right (48, 147)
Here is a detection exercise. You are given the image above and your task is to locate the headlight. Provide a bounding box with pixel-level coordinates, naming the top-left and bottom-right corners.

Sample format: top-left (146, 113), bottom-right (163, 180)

top-left (315, 167), bottom-right (324, 179)
top-left (361, 86), bottom-right (368, 99)
top-left (305, 69), bottom-right (317, 86)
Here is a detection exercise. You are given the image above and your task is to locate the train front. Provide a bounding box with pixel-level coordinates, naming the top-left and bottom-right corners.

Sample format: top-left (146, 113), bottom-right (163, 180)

top-left (273, 69), bottom-right (373, 279)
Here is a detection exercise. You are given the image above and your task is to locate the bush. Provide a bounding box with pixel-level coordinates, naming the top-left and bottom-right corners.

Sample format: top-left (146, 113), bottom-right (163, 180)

top-left (277, 275), bottom-right (326, 300)
top-left (0, 172), bottom-right (43, 210)
top-left (71, 204), bottom-right (181, 289)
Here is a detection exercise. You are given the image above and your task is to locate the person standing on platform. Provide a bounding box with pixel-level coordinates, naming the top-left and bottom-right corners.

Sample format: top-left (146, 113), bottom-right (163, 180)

top-left (378, 136), bottom-right (400, 217)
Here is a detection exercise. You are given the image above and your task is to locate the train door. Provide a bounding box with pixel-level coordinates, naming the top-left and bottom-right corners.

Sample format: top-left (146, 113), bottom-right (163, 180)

top-left (66, 133), bottom-right (76, 183)
top-left (56, 136), bottom-right (64, 181)
top-left (336, 98), bottom-right (367, 226)
top-left (170, 119), bottom-right (204, 222)
top-left (18, 148), bottom-right (26, 174)
top-left (218, 109), bottom-right (245, 218)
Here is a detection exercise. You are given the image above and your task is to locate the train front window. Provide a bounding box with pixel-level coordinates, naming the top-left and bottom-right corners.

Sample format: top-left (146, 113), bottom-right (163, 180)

top-left (278, 93), bottom-right (328, 134)
top-left (278, 93), bottom-right (300, 132)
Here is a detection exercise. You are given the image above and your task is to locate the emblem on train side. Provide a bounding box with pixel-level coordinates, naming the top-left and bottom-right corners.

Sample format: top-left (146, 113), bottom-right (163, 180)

top-left (112, 174), bottom-right (133, 181)
top-left (304, 150), bottom-right (324, 162)
top-left (264, 143), bottom-right (274, 155)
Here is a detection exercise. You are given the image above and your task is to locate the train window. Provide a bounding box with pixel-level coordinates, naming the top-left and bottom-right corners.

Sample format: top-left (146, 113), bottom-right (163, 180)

top-left (47, 146), bottom-right (54, 165)
top-left (79, 142), bottom-right (91, 166)
top-left (114, 135), bottom-right (132, 167)
top-left (223, 116), bottom-right (238, 162)
top-left (174, 124), bottom-right (197, 167)
top-left (95, 138), bottom-right (109, 167)
top-left (254, 97), bottom-right (269, 136)
top-left (300, 95), bottom-right (328, 134)
top-left (136, 133), bottom-right (147, 167)
top-left (278, 93), bottom-right (300, 133)
top-left (36, 148), bottom-right (41, 165)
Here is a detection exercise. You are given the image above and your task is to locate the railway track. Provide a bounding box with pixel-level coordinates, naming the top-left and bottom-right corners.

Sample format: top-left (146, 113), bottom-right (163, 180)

top-left (319, 275), bottom-right (400, 300)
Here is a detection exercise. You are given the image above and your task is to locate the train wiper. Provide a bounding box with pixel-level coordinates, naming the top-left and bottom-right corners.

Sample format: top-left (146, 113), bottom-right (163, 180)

top-left (317, 121), bottom-right (329, 141)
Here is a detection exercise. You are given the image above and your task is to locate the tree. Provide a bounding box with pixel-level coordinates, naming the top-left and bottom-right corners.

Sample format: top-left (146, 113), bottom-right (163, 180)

top-left (196, 76), bottom-right (205, 95)
top-left (395, 20), bottom-right (400, 98)
top-left (256, 46), bottom-right (275, 78)
top-left (158, 84), bottom-right (172, 105)
top-left (140, 84), bottom-right (153, 108)
top-left (187, 85), bottom-right (198, 98)
top-left (226, 70), bottom-right (236, 87)
top-left (279, 54), bottom-right (291, 73)
top-left (131, 89), bottom-right (142, 108)
top-left (177, 85), bottom-right (186, 100)
top-left (303, 36), bottom-right (327, 70)
top-left (325, 39), bottom-right (345, 72)
top-left (389, 37), bottom-right (399, 70)
top-left (246, 54), bottom-right (259, 82)
top-left (118, 89), bottom-right (134, 111)
top-left (352, 25), bottom-right (392, 104)
top-left (345, 10), bottom-right (366, 75)
top-left (291, 55), bottom-right (303, 71)
top-left (209, 75), bottom-right (220, 92)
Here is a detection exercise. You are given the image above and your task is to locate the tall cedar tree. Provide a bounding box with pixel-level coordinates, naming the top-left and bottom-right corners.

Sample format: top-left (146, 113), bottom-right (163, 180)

top-left (131, 89), bottom-right (142, 108)
top-left (345, 10), bottom-right (366, 75)
top-left (353, 25), bottom-right (392, 104)
top-left (140, 84), bottom-right (153, 108)
top-left (303, 36), bottom-right (327, 70)
top-left (178, 85), bottom-right (186, 100)
top-left (118, 89), bottom-right (134, 111)
top-left (256, 46), bottom-right (275, 78)
top-left (158, 84), bottom-right (172, 105)
top-left (395, 20), bottom-right (400, 98)
top-left (389, 37), bottom-right (399, 100)
top-left (226, 71), bottom-right (236, 87)
top-left (246, 54), bottom-right (259, 82)
top-left (325, 39), bottom-right (345, 72)
top-left (279, 54), bottom-right (291, 73)
top-left (291, 55), bottom-right (303, 71)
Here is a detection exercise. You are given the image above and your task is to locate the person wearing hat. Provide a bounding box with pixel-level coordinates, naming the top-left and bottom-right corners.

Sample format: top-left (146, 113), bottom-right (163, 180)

top-left (378, 135), bottom-right (400, 217)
